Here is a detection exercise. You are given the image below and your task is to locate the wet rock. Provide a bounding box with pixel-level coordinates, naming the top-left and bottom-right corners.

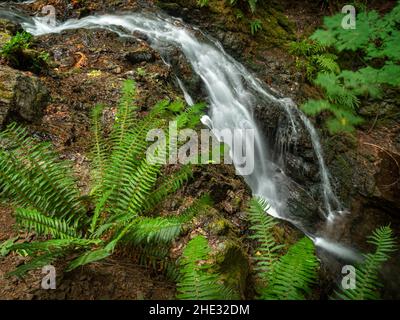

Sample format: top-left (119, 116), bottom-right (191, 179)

top-left (0, 65), bottom-right (48, 126)
top-left (125, 48), bottom-right (156, 64)
top-left (285, 153), bottom-right (319, 182)
top-left (215, 30), bottom-right (245, 53)
top-left (132, 31), bottom-right (149, 41)
top-left (163, 46), bottom-right (204, 99)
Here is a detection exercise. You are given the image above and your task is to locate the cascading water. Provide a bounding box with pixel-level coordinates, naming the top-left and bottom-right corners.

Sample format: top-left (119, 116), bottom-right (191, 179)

top-left (0, 5), bottom-right (356, 259)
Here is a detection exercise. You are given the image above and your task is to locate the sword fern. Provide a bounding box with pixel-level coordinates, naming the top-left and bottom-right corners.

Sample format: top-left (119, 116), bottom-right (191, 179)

top-left (0, 79), bottom-right (206, 277)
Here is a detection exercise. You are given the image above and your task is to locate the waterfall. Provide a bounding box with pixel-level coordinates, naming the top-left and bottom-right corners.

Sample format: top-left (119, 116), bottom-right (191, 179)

top-left (0, 7), bottom-right (353, 258)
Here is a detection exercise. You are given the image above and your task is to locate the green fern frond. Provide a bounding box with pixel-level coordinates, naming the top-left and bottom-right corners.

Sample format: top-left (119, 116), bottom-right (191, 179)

top-left (301, 99), bottom-right (332, 116)
top-left (101, 99), bottom-right (169, 213)
top-left (125, 194), bottom-right (213, 245)
top-left (247, 197), bottom-right (284, 278)
top-left (301, 99), bottom-right (363, 134)
top-left (0, 237), bottom-right (18, 257)
top-left (7, 251), bottom-right (64, 278)
top-left (0, 123), bottom-right (85, 221)
top-left (326, 110), bottom-right (364, 134)
top-left (289, 40), bottom-right (328, 57)
top-left (248, 0), bottom-right (257, 13)
top-left (8, 239), bottom-right (101, 256)
top-left (90, 104), bottom-right (108, 190)
top-left (334, 226), bottom-right (396, 300)
top-left (197, 0), bottom-right (209, 8)
top-left (124, 217), bottom-right (183, 245)
top-left (66, 248), bottom-right (111, 271)
top-left (177, 235), bottom-right (236, 300)
top-left (312, 54), bottom-right (340, 74)
top-left (314, 73), bottom-right (360, 110)
top-left (111, 79), bottom-right (138, 147)
top-left (144, 165), bottom-right (193, 212)
top-left (108, 158), bottom-right (161, 223)
top-left (175, 102), bottom-right (207, 129)
top-left (89, 188), bottom-right (113, 235)
top-left (250, 20), bottom-right (262, 36)
top-left (261, 237), bottom-right (319, 300)
top-left (15, 208), bottom-right (80, 239)
top-left (178, 194), bottom-right (213, 218)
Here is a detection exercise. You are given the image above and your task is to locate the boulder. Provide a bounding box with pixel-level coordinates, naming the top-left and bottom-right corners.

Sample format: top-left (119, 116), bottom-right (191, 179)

top-left (0, 65), bottom-right (49, 126)
top-left (0, 18), bottom-right (21, 50)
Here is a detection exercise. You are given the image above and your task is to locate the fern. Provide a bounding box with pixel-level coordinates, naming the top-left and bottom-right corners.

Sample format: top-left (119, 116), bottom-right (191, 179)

top-left (0, 237), bottom-right (18, 257)
top-left (175, 102), bottom-right (207, 129)
top-left (311, 54), bottom-right (340, 74)
top-left (333, 226), bottom-right (397, 300)
top-left (301, 2), bottom-right (400, 133)
top-left (260, 237), bottom-right (319, 300)
top-left (0, 31), bottom-right (32, 65)
top-left (66, 248), bottom-right (111, 271)
top-left (8, 251), bottom-right (64, 278)
top-left (125, 217), bottom-right (184, 245)
top-left (15, 208), bottom-right (80, 239)
top-left (90, 103), bottom-right (107, 191)
top-left (125, 194), bottom-right (213, 245)
top-left (250, 19), bottom-right (262, 35)
top-left (100, 101), bottom-right (169, 216)
top-left (176, 235), bottom-right (236, 300)
top-left (8, 239), bottom-right (101, 255)
top-left (247, 197), bottom-right (284, 279)
top-left (197, 0), bottom-right (209, 7)
top-left (1, 79), bottom-right (207, 281)
top-left (144, 165), bottom-right (193, 212)
top-left (246, 198), bottom-right (319, 300)
top-left (0, 123), bottom-right (86, 221)
top-left (289, 40), bottom-right (339, 80)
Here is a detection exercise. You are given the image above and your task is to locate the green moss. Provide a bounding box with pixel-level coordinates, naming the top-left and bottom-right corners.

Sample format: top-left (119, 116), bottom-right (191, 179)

top-left (0, 32), bottom-right (11, 49)
top-left (207, 218), bottom-right (231, 236)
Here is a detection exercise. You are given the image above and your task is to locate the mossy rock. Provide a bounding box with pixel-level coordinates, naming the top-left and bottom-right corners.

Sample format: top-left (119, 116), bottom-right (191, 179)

top-left (194, 207), bottom-right (250, 297)
top-left (0, 31), bottom-right (12, 50)
top-left (207, 218), bottom-right (232, 236)
top-left (0, 64), bottom-right (49, 126)
top-left (0, 18), bottom-right (22, 51)
top-left (213, 240), bottom-right (249, 298)
top-left (0, 18), bottom-right (21, 36)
